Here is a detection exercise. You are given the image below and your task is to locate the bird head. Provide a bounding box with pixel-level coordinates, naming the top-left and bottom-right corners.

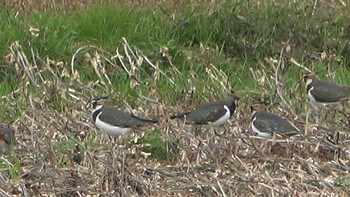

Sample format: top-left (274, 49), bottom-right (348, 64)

top-left (89, 96), bottom-right (109, 111)
top-left (228, 90), bottom-right (240, 105)
top-left (303, 72), bottom-right (317, 85)
top-left (250, 102), bottom-right (266, 113)
top-left (91, 99), bottom-right (102, 110)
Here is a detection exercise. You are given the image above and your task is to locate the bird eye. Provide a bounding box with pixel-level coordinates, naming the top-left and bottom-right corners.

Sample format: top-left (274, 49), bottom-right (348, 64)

top-left (91, 100), bottom-right (97, 108)
top-left (302, 75), bottom-right (308, 81)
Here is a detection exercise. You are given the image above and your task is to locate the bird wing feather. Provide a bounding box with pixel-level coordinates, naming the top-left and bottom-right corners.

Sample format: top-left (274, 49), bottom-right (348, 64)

top-left (187, 103), bottom-right (227, 124)
top-left (100, 106), bottom-right (156, 127)
top-left (311, 81), bottom-right (350, 102)
top-left (253, 112), bottom-right (300, 135)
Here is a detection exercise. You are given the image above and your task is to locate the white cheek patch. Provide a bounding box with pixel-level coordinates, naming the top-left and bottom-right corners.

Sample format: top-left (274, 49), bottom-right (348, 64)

top-left (308, 86), bottom-right (342, 110)
top-left (95, 112), bottom-right (132, 136)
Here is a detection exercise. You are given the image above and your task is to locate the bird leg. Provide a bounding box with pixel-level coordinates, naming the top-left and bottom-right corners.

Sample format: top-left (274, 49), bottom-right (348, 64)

top-left (107, 134), bottom-right (118, 159)
top-left (213, 126), bottom-right (225, 136)
top-left (194, 125), bottom-right (202, 137)
top-left (307, 103), bottom-right (320, 124)
top-left (313, 105), bottom-right (325, 127)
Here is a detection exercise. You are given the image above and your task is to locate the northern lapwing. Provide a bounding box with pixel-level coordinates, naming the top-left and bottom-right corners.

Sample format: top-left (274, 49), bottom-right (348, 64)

top-left (171, 91), bottom-right (240, 126)
top-left (91, 98), bottom-right (158, 136)
top-left (250, 103), bottom-right (300, 139)
top-left (303, 72), bottom-right (350, 111)
top-left (0, 127), bottom-right (16, 154)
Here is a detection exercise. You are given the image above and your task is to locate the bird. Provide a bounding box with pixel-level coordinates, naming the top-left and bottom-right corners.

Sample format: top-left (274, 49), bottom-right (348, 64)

top-left (91, 98), bottom-right (158, 136)
top-left (171, 91), bottom-right (240, 126)
top-left (303, 72), bottom-right (350, 111)
top-left (0, 127), bottom-right (16, 155)
top-left (250, 103), bottom-right (300, 139)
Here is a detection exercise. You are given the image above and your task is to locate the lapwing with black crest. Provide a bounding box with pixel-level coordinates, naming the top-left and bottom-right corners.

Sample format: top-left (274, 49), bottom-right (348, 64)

top-left (303, 72), bottom-right (350, 111)
top-left (171, 91), bottom-right (240, 126)
top-left (250, 103), bottom-right (301, 139)
top-left (91, 97), bottom-right (158, 136)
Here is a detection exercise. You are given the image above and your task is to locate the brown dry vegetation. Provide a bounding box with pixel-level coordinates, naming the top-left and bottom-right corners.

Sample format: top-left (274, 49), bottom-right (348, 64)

top-left (2, 39), bottom-right (350, 196)
top-left (0, 0), bottom-right (214, 14)
top-left (0, 0), bottom-right (350, 197)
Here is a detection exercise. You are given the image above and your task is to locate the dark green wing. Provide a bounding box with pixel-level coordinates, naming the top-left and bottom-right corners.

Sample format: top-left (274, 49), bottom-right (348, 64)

top-left (254, 112), bottom-right (300, 134)
top-left (186, 103), bottom-right (227, 124)
top-left (311, 80), bottom-right (350, 102)
top-left (100, 106), bottom-right (156, 127)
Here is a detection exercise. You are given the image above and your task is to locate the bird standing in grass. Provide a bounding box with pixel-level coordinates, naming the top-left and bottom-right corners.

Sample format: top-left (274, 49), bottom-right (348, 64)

top-left (250, 103), bottom-right (301, 139)
top-left (171, 91), bottom-right (240, 126)
top-left (303, 72), bottom-right (350, 111)
top-left (91, 98), bottom-right (158, 136)
top-left (0, 127), bottom-right (16, 155)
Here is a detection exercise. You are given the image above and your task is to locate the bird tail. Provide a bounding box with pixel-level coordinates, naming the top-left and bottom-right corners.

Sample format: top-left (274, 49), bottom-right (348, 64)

top-left (170, 112), bottom-right (190, 119)
top-left (132, 115), bottom-right (159, 124)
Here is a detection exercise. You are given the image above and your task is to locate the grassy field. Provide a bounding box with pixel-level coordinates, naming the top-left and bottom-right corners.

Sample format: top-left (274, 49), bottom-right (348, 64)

top-left (1, 0), bottom-right (350, 196)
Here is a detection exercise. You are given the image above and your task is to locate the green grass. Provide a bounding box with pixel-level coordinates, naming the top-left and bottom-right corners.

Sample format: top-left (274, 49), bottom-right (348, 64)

top-left (335, 176), bottom-right (350, 187)
top-left (131, 129), bottom-right (169, 160)
top-left (1, 1), bottom-right (349, 74)
top-left (0, 145), bottom-right (21, 179)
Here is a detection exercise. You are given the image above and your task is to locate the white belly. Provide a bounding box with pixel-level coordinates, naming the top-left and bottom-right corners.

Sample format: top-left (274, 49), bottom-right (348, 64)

top-left (307, 87), bottom-right (317, 103)
top-left (95, 113), bottom-right (132, 136)
top-left (211, 105), bottom-right (230, 126)
top-left (308, 87), bottom-right (342, 110)
top-left (251, 117), bottom-right (272, 139)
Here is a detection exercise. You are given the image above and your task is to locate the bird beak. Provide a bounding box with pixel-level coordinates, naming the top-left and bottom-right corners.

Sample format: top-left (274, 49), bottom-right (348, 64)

top-left (92, 95), bottom-right (110, 102)
top-left (229, 90), bottom-right (240, 100)
top-left (234, 92), bottom-right (240, 100)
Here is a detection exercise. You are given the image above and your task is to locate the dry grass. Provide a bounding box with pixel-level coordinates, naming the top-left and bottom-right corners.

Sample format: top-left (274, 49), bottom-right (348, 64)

top-left (0, 0), bottom-right (218, 15)
top-left (0, 36), bottom-right (350, 196)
